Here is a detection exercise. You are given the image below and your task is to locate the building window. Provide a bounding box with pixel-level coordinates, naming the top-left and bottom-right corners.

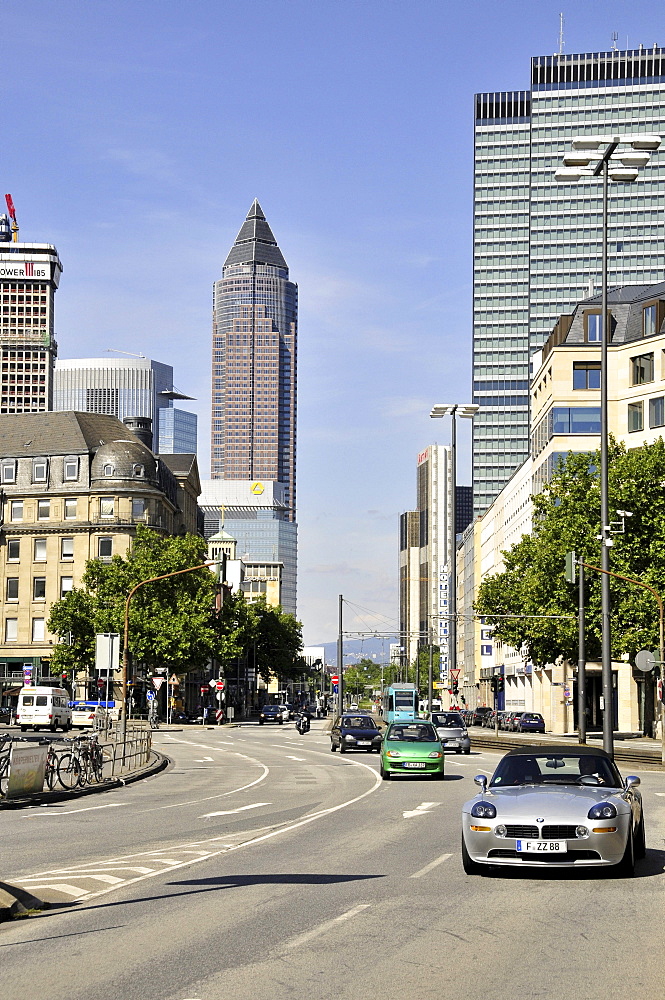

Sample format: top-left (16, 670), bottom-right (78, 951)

top-left (649, 397), bottom-right (665, 428)
top-left (1, 459), bottom-right (16, 483)
top-left (33, 577), bottom-right (46, 600)
top-left (132, 464), bottom-right (145, 478)
top-left (5, 618), bottom-right (17, 642)
top-left (61, 537), bottom-right (74, 560)
top-left (573, 362), bottom-right (601, 390)
top-left (64, 498), bottom-right (77, 519)
top-left (10, 500), bottom-right (23, 522)
top-left (7, 539), bottom-right (19, 561)
top-left (34, 538), bottom-right (47, 561)
top-left (99, 497), bottom-right (114, 518)
top-left (60, 576), bottom-right (73, 597)
top-left (37, 498), bottom-right (50, 520)
top-left (98, 536), bottom-right (113, 559)
top-left (32, 457), bottom-right (48, 483)
top-left (644, 304), bottom-right (658, 338)
top-left (631, 353), bottom-right (654, 385)
top-left (102, 463), bottom-right (115, 477)
top-left (6, 578), bottom-right (18, 601)
top-left (550, 406), bottom-right (601, 435)
top-left (32, 618), bottom-right (45, 641)
top-left (628, 402), bottom-right (644, 432)
top-left (132, 498), bottom-right (145, 519)
top-left (64, 456), bottom-right (79, 480)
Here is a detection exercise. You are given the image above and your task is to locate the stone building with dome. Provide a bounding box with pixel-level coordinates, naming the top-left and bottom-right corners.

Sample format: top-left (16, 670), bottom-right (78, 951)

top-left (0, 411), bottom-right (202, 694)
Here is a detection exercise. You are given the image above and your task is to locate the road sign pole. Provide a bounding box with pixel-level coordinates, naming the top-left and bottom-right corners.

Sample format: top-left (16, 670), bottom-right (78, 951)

top-left (578, 560), bottom-right (586, 745)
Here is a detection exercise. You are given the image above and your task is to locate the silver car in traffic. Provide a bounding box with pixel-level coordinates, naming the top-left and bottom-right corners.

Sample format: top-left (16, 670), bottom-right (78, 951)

top-left (462, 746), bottom-right (644, 876)
top-left (430, 711), bottom-right (471, 754)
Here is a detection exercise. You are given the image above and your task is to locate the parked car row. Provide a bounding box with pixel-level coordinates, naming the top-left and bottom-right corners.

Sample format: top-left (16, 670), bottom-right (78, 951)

top-left (458, 707), bottom-right (545, 733)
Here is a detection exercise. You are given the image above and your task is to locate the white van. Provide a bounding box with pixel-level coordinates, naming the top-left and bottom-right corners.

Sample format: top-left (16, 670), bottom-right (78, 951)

top-left (17, 686), bottom-right (72, 733)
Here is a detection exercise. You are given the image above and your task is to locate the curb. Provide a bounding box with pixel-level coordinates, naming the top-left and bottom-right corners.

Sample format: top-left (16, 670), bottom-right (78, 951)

top-left (0, 750), bottom-right (170, 810)
top-left (0, 880), bottom-right (50, 922)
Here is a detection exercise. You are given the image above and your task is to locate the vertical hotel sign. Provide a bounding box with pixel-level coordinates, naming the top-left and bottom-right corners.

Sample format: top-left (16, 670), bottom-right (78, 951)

top-left (438, 563), bottom-right (449, 685)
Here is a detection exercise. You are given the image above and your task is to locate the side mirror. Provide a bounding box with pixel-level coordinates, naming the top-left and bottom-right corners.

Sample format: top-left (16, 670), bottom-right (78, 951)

top-left (624, 775), bottom-right (641, 789)
top-left (474, 774), bottom-right (488, 793)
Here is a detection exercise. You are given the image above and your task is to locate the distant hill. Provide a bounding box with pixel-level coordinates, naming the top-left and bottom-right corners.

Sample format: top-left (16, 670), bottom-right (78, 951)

top-left (317, 636), bottom-right (398, 668)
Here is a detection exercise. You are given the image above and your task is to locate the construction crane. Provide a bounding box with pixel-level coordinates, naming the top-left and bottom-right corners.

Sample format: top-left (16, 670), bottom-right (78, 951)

top-left (4, 194), bottom-right (18, 242)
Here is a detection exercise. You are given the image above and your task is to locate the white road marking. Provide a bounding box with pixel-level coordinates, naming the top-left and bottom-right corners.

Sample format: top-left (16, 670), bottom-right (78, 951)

top-left (285, 755), bottom-right (306, 761)
top-left (194, 757), bottom-right (215, 762)
top-left (402, 801), bottom-right (441, 819)
top-left (28, 803), bottom-right (127, 817)
top-left (200, 802), bottom-right (271, 819)
top-left (410, 852), bottom-right (453, 878)
top-left (282, 904), bottom-right (371, 951)
top-left (26, 883), bottom-right (85, 896)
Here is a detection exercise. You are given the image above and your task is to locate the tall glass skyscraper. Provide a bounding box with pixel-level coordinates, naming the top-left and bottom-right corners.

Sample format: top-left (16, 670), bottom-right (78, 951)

top-left (473, 46), bottom-right (665, 514)
top-left (211, 201), bottom-right (298, 521)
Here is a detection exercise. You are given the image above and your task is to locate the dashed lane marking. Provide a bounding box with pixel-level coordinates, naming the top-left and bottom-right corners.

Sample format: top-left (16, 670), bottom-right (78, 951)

top-left (200, 802), bottom-right (271, 819)
top-left (281, 904), bottom-right (371, 952)
top-left (410, 852), bottom-right (453, 878)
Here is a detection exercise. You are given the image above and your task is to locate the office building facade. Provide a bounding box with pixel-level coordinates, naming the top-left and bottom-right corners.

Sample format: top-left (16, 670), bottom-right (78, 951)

top-left (211, 201), bottom-right (298, 521)
top-left (199, 479), bottom-right (296, 616)
top-left (0, 240), bottom-right (62, 414)
top-left (54, 357), bottom-right (197, 455)
top-left (473, 46), bottom-right (665, 515)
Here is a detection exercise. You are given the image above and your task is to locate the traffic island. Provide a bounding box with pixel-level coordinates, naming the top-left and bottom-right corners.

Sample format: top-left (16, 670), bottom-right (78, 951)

top-left (0, 881), bottom-right (49, 922)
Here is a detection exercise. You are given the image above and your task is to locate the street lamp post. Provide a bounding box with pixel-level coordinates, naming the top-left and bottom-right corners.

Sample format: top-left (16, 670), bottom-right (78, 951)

top-left (556, 133), bottom-right (661, 756)
top-left (430, 403), bottom-right (479, 705)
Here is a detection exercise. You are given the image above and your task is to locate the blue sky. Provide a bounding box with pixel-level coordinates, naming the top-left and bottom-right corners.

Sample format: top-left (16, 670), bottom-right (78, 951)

top-left (4, 0), bottom-right (664, 644)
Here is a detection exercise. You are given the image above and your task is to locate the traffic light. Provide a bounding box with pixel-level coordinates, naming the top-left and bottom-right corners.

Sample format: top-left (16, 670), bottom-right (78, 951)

top-left (61, 672), bottom-right (68, 682)
top-left (490, 676), bottom-right (497, 692)
top-left (497, 675), bottom-right (504, 693)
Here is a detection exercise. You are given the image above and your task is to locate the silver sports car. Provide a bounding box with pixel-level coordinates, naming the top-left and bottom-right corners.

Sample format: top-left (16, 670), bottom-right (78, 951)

top-left (462, 745), bottom-right (644, 876)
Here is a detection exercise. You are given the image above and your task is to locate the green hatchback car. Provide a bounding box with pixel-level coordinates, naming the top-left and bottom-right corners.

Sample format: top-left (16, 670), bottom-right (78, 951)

top-left (380, 721), bottom-right (445, 780)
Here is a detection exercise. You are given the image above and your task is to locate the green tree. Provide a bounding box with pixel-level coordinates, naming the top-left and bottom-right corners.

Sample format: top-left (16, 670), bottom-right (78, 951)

top-left (250, 599), bottom-right (304, 683)
top-left (475, 439), bottom-right (665, 665)
top-left (48, 525), bottom-right (218, 674)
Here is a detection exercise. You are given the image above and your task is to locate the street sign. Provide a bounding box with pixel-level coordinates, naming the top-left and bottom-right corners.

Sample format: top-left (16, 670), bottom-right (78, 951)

top-left (332, 684), bottom-right (338, 693)
top-left (563, 686), bottom-right (571, 698)
top-left (146, 691), bottom-right (155, 702)
top-left (216, 680), bottom-right (225, 691)
top-left (659, 678), bottom-right (664, 704)
top-left (635, 649), bottom-right (658, 672)
top-left (330, 675), bottom-right (339, 684)
top-left (433, 681), bottom-right (446, 690)
top-left (97, 678), bottom-right (105, 689)
top-left (216, 709), bottom-right (224, 721)
top-left (152, 677), bottom-right (165, 690)
top-left (200, 686), bottom-right (208, 695)
top-left (169, 674), bottom-right (179, 685)
top-left (208, 679), bottom-right (217, 689)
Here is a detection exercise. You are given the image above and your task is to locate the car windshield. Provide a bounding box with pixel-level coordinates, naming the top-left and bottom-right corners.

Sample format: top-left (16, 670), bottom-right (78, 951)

top-left (522, 713), bottom-right (543, 721)
top-left (490, 752), bottom-right (621, 788)
top-left (388, 724), bottom-right (437, 742)
top-left (342, 717), bottom-right (375, 729)
top-left (264, 706), bottom-right (279, 713)
top-left (432, 713), bottom-right (464, 727)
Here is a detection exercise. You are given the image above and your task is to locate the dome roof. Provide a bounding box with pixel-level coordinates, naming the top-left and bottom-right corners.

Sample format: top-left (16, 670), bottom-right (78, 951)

top-left (91, 438), bottom-right (158, 486)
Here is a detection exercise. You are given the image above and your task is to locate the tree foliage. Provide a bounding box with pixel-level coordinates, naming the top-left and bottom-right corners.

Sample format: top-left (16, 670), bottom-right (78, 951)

top-left (475, 439), bottom-right (665, 665)
top-left (47, 525), bottom-right (304, 679)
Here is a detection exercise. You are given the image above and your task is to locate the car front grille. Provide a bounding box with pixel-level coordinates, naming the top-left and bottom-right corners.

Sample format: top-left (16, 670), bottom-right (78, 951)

top-left (505, 825), bottom-right (539, 839)
top-left (542, 825), bottom-right (579, 839)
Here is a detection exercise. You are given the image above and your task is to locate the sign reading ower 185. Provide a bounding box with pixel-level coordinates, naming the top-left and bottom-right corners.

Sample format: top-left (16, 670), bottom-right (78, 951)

top-left (0, 260), bottom-right (49, 279)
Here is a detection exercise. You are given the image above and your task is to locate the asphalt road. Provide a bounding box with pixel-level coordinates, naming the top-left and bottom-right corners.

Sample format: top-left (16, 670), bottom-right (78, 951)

top-left (2, 720), bottom-right (665, 1000)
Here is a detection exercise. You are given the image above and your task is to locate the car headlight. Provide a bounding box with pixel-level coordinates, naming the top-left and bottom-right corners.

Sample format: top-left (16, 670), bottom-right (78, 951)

top-left (471, 801), bottom-right (497, 819)
top-left (344, 734), bottom-right (356, 741)
top-left (428, 751), bottom-right (443, 758)
top-left (386, 750), bottom-right (401, 758)
top-left (587, 802), bottom-right (617, 820)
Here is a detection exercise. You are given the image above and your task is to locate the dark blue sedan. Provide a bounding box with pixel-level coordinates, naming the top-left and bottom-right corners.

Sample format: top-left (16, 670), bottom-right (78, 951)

top-left (516, 712), bottom-right (545, 733)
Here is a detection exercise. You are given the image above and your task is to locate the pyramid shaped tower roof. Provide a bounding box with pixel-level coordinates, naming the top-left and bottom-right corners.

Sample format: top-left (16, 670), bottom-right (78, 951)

top-left (223, 200), bottom-right (288, 269)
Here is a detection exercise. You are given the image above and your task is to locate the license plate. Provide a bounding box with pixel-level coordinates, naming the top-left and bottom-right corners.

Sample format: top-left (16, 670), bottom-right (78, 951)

top-left (516, 840), bottom-right (566, 853)
top-left (404, 762), bottom-right (426, 768)
top-left (357, 741), bottom-right (371, 746)
top-left (444, 740), bottom-right (459, 747)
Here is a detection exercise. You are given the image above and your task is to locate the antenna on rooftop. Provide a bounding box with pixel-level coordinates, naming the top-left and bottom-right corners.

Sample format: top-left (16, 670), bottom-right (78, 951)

top-left (105, 348), bottom-right (147, 358)
top-left (612, 32), bottom-right (619, 52)
top-left (558, 12), bottom-right (565, 56)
